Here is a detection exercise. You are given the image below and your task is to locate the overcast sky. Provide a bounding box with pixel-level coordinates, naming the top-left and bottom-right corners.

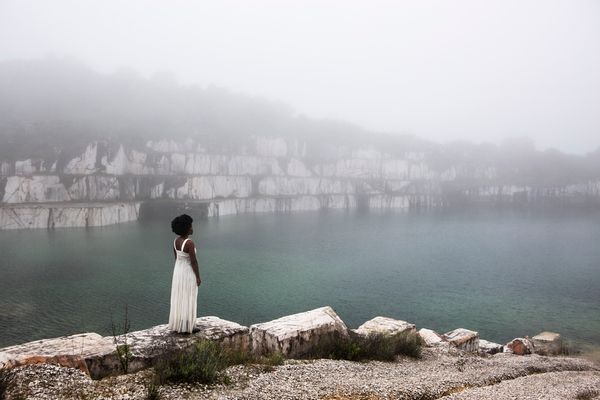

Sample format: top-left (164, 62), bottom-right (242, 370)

top-left (1, 0), bottom-right (599, 154)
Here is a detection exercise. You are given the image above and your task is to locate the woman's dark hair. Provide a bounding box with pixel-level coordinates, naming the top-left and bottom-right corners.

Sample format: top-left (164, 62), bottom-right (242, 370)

top-left (171, 214), bottom-right (193, 236)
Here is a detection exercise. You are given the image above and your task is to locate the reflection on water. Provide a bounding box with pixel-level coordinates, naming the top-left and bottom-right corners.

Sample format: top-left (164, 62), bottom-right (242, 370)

top-left (0, 302), bottom-right (34, 318)
top-left (0, 208), bottom-right (599, 351)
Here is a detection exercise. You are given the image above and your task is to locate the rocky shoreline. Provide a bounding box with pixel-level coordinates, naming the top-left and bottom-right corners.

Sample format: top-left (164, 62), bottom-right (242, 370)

top-left (1, 306), bottom-right (598, 399)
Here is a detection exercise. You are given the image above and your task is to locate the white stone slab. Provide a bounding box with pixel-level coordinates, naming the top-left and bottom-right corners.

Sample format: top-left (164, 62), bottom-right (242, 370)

top-left (250, 306), bottom-right (349, 357)
top-left (353, 316), bottom-right (416, 337)
top-left (443, 328), bottom-right (479, 352)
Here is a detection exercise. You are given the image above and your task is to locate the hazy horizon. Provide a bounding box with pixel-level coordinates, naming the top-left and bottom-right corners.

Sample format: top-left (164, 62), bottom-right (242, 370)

top-left (1, 0), bottom-right (599, 154)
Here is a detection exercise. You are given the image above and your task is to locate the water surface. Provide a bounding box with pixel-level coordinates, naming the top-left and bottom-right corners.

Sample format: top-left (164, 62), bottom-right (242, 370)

top-left (1, 208), bottom-right (599, 351)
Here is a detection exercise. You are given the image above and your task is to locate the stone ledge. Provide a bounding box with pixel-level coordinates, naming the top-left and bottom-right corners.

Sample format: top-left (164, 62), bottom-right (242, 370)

top-left (249, 306), bottom-right (349, 357)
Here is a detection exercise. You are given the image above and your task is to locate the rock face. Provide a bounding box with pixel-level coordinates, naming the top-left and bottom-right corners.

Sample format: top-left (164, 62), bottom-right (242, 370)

top-left (4, 136), bottom-right (598, 229)
top-left (505, 337), bottom-right (535, 355)
top-left (0, 202), bottom-right (140, 230)
top-left (249, 306), bottom-right (349, 358)
top-left (443, 328), bottom-right (480, 352)
top-left (532, 332), bottom-right (563, 355)
top-left (353, 317), bottom-right (416, 337)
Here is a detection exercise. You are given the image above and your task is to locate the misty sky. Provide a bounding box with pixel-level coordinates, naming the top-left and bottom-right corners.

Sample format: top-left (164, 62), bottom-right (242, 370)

top-left (1, 0), bottom-right (599, 154)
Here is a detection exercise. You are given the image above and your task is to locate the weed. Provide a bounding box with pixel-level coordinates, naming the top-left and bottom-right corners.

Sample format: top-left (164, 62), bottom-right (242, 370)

top-left (145, 380), bottom-right (160, 400)
top-left (153, 340), bottom-right (229, 385)
top-left (307, 331), bottom-right (423, 362)
top-left (262, 351), bottom-right (286, 366)
top-left (111, 305), bottom-right (133, 374)
top-left (223, 345), bottom-right (256, 366)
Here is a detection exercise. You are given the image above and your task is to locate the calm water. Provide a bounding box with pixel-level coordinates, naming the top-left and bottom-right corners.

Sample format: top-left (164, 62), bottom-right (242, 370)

top-left (0, 208), bottom-right (599, 351)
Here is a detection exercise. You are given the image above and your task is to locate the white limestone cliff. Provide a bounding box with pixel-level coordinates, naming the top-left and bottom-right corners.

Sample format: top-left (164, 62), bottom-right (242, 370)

top-left (0, 202), bottom-right (140, 229)
top-left (2, 135), bottom-right (599, 229)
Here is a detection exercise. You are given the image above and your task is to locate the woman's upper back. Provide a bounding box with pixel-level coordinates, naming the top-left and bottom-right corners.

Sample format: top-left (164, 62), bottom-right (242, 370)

top-left (174, 237), bottom-right (193, 257)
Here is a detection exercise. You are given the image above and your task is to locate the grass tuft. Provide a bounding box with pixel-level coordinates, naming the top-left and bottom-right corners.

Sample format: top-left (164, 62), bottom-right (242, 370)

top-left (308, 331), bottom-right (423, 362)
top-left (153, 340), bottom-right (229, 385)
top-left (145, 380), bottom-right (161, 400)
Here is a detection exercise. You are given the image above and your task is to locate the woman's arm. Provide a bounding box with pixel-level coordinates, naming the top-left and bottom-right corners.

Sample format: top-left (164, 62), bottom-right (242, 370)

top-left (185, 240), bottom-right (202, 286)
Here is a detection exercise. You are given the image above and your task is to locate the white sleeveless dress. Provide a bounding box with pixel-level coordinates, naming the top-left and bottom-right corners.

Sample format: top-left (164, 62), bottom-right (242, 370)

top-left (168, 238), bottom-right (198, 333)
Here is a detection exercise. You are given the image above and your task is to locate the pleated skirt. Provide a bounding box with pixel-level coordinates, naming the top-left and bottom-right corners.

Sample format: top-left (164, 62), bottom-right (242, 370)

top-left (168, 260), bottom-right (198, 333)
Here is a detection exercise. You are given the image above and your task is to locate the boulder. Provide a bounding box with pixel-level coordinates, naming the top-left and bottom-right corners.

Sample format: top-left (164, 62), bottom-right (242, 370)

top-left (478, 339), bottom-right (504, 355)
top-left (352, 316), bottom-right (416, 337)
top-left (104, 316), bottom-right (249, 379)
top-left (532, 332), bottom-right (562, 355)
top-left (0, 317), bottom-right (250, 380)
top-left (250, 306), bottom-right (349, 358)
top-left (418, 328), bottom-right (448, 347)
top-left (443, 328), bottom-right (479, 352)
top-left (0, 333), bottom-right (115, 377)
top-left (504, 337), bottom-right (535, 355)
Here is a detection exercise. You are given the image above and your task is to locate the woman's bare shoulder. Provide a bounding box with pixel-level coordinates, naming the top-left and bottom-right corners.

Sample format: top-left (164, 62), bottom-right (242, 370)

top-left (184, 239), bottom-right (196, 252)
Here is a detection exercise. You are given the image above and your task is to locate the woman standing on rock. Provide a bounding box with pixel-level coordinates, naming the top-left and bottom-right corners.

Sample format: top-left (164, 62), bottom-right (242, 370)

top-left (168, 214), bottom-right (202, 333)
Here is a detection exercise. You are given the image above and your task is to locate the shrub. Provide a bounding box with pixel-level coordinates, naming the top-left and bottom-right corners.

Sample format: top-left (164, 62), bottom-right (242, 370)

top-left (222, 345), bottom-right (256, 366)
top-left (307, 331), bottom-right (422, 361)
top-left (153, 340), bottom-right (229, 385)
top-left (262, 351), bottom-right (286, 366)
top-left (222, 345), bottom-right (285, 368)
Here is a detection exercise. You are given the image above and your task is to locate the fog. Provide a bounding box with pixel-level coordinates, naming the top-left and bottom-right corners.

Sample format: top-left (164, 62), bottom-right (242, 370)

top-left (1, 0), bottom-right (599, 154)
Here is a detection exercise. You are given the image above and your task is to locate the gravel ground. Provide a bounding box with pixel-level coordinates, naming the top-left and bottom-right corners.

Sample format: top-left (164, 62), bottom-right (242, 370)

top-left (3, 349), bottom-right (599, 400)
top-left (441, 371), bottom-right (600, 400)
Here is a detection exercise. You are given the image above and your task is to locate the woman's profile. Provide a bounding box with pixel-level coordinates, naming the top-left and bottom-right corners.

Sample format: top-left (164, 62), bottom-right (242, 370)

top-left (168, 214), bottom-right (202, 333)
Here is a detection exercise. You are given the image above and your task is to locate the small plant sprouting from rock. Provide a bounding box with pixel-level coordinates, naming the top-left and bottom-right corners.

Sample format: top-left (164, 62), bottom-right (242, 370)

top-left (111, 304), bottom-right (133, 374)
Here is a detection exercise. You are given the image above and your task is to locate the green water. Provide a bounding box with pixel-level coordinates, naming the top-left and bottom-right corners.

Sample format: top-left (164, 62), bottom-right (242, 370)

top-left (0, 208), bottom-right (599, 350)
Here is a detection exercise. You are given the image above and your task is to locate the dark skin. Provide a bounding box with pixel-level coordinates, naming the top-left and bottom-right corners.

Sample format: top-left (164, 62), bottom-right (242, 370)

top-left (173, 224), bottom-right (202, 287)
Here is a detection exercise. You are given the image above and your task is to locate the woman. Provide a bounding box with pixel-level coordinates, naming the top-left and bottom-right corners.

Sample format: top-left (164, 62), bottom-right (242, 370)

top-left (168, 214), bottom-right (202, 333)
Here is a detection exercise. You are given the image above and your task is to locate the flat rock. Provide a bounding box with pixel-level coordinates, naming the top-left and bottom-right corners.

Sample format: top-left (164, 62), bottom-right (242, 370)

top-left (0, 317), bottom-right (250, 380)
top-left (0, 332), bottom-right (115, 376)
top-left (352, 316), bottom-right (416, 337)
top-left (478, 339), bottom-right (504, 354)
top-left (249, 306), bottom-right (349, 357)
top-left (418, 328), bottom-right (447, 347)
top-left (104, 316), bottom-right (249, 379)
top-left (443, 328), bottom-right (479, 352)
top-left (504, 337), bottom-right (535, 355)
top-left (532, 331), bottom-right (562, 355)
